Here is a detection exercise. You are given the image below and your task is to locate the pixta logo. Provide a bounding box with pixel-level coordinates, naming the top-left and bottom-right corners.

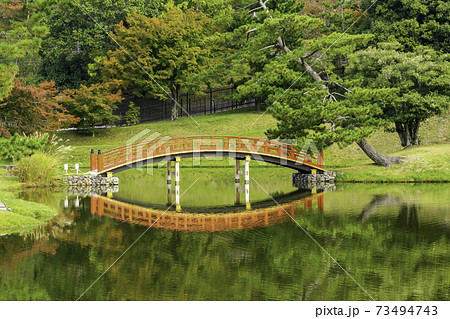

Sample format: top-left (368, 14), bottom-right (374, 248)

top-left (125, 129), bottom-right (172, 176)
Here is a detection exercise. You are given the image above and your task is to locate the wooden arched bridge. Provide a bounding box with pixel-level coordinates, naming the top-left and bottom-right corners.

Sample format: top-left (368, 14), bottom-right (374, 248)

top-left (90, 135), bottom-right (324, 175)
top-left (90, 192), bottom-right (324, 232)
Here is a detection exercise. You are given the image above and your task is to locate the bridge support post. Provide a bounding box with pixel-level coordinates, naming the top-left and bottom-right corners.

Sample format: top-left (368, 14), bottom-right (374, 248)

top-left (175, 156), bottom-right (181, 212)
top-left (90, 149), bottom-right (96, 171)
top-left (318, 152), bottom-right (324, 168)
top-left (245, 156), bottom-right (251, 210)
top-left (167, 160), bottom-right (172, 206)
top-left (97, 150), bottom-right (103, 173)
top-left (90, 196), bottom-right (97, 218)
top-left (318, 193), bottom-right (324, 212)
top-left (235, 159), bottom-right (240, 205)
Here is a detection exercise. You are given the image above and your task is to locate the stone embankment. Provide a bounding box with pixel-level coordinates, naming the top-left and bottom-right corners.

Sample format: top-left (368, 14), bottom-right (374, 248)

top-left (67, 175), bottom-right (119, 186)
top-left (66, 175), bottom-right (119, 195)
top-left (293, 171), bottom-right (338, 190)
top-left (67, 185), bottom-right (119, 196)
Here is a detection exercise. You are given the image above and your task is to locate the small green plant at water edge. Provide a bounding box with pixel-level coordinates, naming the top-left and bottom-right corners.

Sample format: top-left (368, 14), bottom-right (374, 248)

top-left (0, 133), bottom-right (49, 161)
top-left (13, 152), bottom-right (60, 186)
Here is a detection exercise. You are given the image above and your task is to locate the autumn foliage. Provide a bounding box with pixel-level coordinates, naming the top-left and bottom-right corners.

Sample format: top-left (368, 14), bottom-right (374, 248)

top-left (57, 83), bottom-right (122, 135)
top-left (301, 0), bottom-right (364, 31)
top-left (102, 7), bottom-right (212, 120)
top-left (0, 80), bottom-right (78, 138)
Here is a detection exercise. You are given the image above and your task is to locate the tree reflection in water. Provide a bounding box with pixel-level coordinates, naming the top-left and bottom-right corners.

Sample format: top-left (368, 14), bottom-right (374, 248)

top-left (0, 186), bottom-right (448, 301)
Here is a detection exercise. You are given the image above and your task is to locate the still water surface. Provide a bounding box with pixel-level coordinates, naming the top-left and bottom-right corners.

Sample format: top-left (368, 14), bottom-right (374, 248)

top-left (0, 167), bottom-right (449, 300)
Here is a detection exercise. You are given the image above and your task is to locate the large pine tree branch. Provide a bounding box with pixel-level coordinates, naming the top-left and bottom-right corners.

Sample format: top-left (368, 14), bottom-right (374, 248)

top-left (255, 0), bottom-right (326, 87)
top-left (357, 140), bottom-right (404, 167)
top-left (253, 0), bottom-right (404, 167)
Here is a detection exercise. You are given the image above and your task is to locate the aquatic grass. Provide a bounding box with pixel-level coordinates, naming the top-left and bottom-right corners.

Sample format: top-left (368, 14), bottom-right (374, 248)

top-left (0, 190), bottom-right (56, 219)
top-left (13, 152), bottom-right (61, 186)
top-left (0, 168), bottom-right (20, 190)
top-left (0, 168), bottom-right (57, 234)
top-left (0, 211), bottom-right (45, 230)
top-left (0, 192), bottom-right (57, 234)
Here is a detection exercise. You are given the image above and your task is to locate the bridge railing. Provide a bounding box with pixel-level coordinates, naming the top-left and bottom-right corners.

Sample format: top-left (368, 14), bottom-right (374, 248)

top-left (91, 193), bottom-right (324, 232)
top-left (93, 136), bottom-right (323, 173)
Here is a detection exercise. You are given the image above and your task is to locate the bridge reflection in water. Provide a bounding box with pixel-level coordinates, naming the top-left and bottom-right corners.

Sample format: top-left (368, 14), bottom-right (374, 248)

top-left (90, 192), bottom-right (324, 232)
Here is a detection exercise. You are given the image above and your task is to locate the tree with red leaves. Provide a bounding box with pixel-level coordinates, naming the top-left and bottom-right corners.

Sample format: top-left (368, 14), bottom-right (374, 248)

top-left (58, 83), bottom-right (122, 136)
top-left (0, 80), bottom-right (78, 138)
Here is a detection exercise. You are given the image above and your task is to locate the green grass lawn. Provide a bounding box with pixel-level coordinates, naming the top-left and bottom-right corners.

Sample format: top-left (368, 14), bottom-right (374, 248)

top-left (334, 144), bottom-right (450, 182)
top-left (56, 107), bottom-right (278, 169)
top-left (323, 110), bottom-right (450, 182)
top-left (0, 169), bottom-right (57, 234)
top-left (54, 107), bottom-right (449, 182)
top-left (1, 107), bottom-right (445, 232)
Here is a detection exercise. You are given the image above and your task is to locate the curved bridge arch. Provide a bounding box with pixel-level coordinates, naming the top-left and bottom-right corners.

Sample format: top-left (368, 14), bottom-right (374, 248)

top-left (90, 193), bottom-right (324, 232)
top-left (90, 135), bottom-right (325, 175)
top-left (111, 188), bottom-right (319, 213)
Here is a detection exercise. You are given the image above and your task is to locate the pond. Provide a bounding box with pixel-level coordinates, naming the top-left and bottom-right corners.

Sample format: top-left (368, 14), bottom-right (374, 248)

top-left (0, 166), bottom-right (449, 301)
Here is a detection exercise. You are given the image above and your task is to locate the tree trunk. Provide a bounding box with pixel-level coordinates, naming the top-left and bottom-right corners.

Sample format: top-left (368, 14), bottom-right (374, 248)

top-left (410, 120), bottom-right (420, 145)
top-left (357, 139), bottom-right (404, 167)
top-left (257, 0), bottom-right (404, 167)
top-left (395, 120), bottom-right (420, 147)
top-left (255, 98), bottom-right (261, 112)
top-left (171, 99), bottom-right (178, 121)
top-left (396, 203), bottom-right (420, 230)
top-left (395, 122), bottom-right (411, 147)
top-left (171, 88), bottom-right (179, 121)
top-left (358, 194), bottom-right (403, 222)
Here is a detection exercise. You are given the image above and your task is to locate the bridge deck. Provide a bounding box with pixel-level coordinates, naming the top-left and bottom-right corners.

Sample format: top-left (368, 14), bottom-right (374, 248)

top-left (91, 192), bottom-right (324, 232)
top-left (91, 135), bottom-right (325, 175)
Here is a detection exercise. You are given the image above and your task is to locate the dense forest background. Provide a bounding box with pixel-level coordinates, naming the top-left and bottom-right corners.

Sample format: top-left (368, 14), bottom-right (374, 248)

top-left (1, 0), bottom-right (449, 165)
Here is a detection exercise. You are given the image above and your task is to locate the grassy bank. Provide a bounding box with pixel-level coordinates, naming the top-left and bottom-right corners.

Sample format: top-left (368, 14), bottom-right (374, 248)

top-left (0, 169), bottom-right (57, 234)
top-left (334, 145), bottom-right (450, 182)
top-left (56, 107), bottom-right (449, 182)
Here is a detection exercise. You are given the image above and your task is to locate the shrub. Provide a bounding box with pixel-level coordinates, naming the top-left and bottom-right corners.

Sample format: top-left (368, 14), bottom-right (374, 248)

top-left (0, 133), bottom-right (72, 163)
top-left (13, 152), bottom-right (60, 186)
top-left (0, 133), bottom-right (49, 161)
top-left (58, 83), bottom-right (122, 136)
top-left (125, 101), bottom-right (140, 125)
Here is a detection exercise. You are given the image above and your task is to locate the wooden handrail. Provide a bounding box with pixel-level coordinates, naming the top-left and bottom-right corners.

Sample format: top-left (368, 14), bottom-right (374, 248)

top-left (90, 192), bottom-right (324, 232)
top-left (93, 135), bottom-right (324, 173)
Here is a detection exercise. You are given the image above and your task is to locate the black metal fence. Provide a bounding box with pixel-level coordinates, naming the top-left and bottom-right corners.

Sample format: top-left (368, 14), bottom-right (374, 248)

top-left (115, 87), bottom-right (255, 125)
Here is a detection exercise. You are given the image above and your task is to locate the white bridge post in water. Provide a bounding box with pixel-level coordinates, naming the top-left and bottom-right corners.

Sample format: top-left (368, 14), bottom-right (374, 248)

top-left (245, 156), bottom-right (251, 210)
top-left (235, 159), bottom-right (240, 205)
top-left (166, 160), bottom-right (172, 206)
top-left (175, 156), bottom-right (181, 212)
